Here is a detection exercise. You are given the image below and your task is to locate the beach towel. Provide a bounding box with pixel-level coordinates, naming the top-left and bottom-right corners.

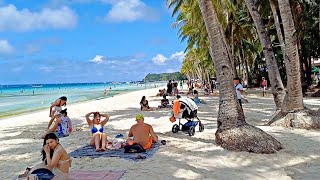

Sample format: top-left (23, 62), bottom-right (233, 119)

top-left (68, 143), bottom-right (160, 161)
top-left (173, 100), bottom-right (180, 116)
top-left (69, 170), bottom-right (126, 180)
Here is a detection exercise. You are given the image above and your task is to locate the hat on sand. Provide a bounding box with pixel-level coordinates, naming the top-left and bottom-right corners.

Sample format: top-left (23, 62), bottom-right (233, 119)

top-left (135, 114), bottom-right (144, 121)
top-left (54, 111), bottom-right (61, 116)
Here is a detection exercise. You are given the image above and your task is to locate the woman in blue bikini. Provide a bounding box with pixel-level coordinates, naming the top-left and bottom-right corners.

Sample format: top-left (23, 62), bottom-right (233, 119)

top-left (85, 111), bottom-right (110, 151)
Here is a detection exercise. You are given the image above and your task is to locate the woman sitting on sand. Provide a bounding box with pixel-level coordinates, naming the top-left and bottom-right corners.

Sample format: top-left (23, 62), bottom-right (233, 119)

top-left (47, 96), bottom-right (67, 129)
top-left (85, 111), bottom-right (110, 151)
top-left (193, 90), bottom-right (206, 104)
top-left (140, 96), bottom-right (157, 111)
top-left (42, 109), bottom-right (70, 139)
top-left (20, 133), bottom-right (71, 179)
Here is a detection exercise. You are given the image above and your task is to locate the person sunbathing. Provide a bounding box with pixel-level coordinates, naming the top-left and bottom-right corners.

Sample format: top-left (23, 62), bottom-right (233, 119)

top-left (20, 133), bottom-right (71, 179)
top-left (85, 111), bottom-right (110, 151)
top-left (140, 96), bottom-right (157, 111)
top-left (156, 89), bottom-right (166, 96)
top-left (127, 114), bottom-right (158, 150)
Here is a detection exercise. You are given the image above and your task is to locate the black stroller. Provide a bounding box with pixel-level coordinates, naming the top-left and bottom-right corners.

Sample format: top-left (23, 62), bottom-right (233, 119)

top-left (172, 97), bottom-right (204, 136)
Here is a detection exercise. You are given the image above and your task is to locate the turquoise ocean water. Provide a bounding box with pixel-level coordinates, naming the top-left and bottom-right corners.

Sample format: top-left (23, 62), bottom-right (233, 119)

top-left (0, 82), bottom-right (165, 119)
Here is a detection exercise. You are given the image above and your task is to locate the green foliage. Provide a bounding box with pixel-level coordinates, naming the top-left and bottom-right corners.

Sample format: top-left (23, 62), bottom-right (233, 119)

top-left (144, 72), bottom-right (187, 82)
top-left (167, 0), bottom-right (319, 86)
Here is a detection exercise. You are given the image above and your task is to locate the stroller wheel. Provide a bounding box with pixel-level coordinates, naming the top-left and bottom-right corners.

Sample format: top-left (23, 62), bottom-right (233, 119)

top-left (188, 126), bottom-right (195, 136)
top-left (172, 124), bottom-right (179, 133)
top-left (199, 123), bottom-right (204, 132)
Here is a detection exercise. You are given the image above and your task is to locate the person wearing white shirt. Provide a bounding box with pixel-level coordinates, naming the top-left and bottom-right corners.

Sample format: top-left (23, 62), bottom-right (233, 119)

top-left (234, 78), bottom-right (244, 110)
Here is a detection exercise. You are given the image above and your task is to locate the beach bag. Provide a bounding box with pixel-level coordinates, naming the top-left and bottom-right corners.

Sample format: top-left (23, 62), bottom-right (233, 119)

top-left (124, 144), bottom-right (146, 153)
top-left (58, 116), bottom-right (70, 137)
top-left (30, 168), bottom-right (55, 180)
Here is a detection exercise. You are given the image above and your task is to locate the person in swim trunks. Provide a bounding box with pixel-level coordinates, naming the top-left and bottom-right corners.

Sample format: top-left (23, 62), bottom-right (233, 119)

top-left (86, 111), bottom-right (110, 151)
top-left (127, 114), bottom-right (158, 150)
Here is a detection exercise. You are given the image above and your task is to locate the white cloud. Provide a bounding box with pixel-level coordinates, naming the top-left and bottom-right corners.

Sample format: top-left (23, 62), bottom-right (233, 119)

top-left (0, 40), bottom-right (15, 55)
top-left (0, 4), bottom-right (78, 32)
top-left (89, 55), bottom-right (106, 64)
top-left (170, 51), bottom-right (185, 62)
top-left (152, 54), bottom-right (167, 65)
top-left (39, 66), bottom-right (53, 73)
top-left (103, 0), bottom-right (159, 22)
top-left (152, 51), bottom-right (185, 65)
top-left (25, 44), bottom-right (41, 54)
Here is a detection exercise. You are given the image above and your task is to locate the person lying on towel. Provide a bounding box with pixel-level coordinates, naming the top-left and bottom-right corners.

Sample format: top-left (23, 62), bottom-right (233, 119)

top-left (126, 114), bottom-right (158, 151)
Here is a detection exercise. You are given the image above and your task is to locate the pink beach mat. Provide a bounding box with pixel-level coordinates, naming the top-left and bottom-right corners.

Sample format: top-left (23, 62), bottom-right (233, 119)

top-left (69, 170), bottom-right (126, 180)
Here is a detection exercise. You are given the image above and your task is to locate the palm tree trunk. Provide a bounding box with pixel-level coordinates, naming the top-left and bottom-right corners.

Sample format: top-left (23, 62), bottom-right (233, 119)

top-left (266, 0), bottom-right (320, 129)
top-left (198, 0), bottom-right (282, 153)
top-left (278, 0), bottom-right (304, 112)
top-left (245, 0), bottom-right (285, 110)
top-left (241, 41), bottom-right (251, 87)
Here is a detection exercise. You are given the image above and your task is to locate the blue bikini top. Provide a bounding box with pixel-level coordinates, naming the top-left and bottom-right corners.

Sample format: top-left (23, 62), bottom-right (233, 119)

top-left (91, 125), bottom-right (104, 134)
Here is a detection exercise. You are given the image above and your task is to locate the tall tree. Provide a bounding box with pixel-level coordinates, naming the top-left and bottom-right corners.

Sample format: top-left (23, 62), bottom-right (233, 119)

top-left (197, 0), bottom-right (282, 153)
top-left (244, 0), bottom-right (285, 110)
top-left (268, 0), bottom-right (320, 129)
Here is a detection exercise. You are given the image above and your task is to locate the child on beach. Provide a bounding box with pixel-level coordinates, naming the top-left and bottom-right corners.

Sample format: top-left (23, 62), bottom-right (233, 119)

top-left (47, 96), bottom-right (67, 129)
top-left (85, 111), bottom-right (110, 152)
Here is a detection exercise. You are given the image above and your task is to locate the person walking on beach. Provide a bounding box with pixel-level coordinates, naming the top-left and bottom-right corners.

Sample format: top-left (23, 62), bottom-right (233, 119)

top-left (127, 114), bottom-right (158, 150)
top-left (86, 111), bottom-right (110, 152)
top-left (167, 80), bottom-right (172, 96)
top-left (260, 77), bottom-right (267, 97)
top-left (234, 78), bottom-right (244, 111)
top-left (47, 96), bottom-right (67, 129)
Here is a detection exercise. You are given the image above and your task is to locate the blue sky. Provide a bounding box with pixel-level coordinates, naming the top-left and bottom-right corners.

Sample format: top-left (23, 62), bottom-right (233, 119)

top-left (0, 0), bottom-right (186, 84)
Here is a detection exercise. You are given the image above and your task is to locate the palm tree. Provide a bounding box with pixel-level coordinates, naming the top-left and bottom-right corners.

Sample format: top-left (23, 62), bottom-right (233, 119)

top-left (197, 0), bottom-right (282, 153)
top-left (244, 0), bottom-right (285, 110)
top-left (268, 0), bottom-right (320, 129)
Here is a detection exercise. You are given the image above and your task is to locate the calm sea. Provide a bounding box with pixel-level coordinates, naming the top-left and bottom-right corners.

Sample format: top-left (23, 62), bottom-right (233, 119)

top-left (0, 82), bottom-right (165, 119)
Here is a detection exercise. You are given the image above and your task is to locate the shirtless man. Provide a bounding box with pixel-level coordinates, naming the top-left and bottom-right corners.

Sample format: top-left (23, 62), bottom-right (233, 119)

top-left (127, 114), bottom-right (158, 150)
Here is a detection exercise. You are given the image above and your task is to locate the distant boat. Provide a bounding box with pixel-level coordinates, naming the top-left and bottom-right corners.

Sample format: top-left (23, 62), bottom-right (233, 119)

top-left (31, 84), bottom-right (43, 88)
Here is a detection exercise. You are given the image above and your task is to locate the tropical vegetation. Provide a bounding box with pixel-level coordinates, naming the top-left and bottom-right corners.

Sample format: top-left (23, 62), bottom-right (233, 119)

top-left (167, 0), bottom-right (320, 153)
top-left (144, 72), bottom-right (186, 82)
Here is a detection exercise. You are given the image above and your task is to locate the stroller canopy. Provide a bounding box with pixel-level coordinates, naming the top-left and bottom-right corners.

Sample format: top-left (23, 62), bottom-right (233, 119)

top-left (179, 97), bottom-right (198, 111)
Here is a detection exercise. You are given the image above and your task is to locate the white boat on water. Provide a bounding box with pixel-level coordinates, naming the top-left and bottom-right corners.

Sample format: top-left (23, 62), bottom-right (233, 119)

top-left (31, 84), bottom-right (43, 88)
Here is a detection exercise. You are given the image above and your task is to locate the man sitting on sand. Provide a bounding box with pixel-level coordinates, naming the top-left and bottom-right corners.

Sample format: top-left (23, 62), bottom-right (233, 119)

top-left (158, 95), bottom-right (172, 108)
top-left (127, 114), bottom-right (158, 150)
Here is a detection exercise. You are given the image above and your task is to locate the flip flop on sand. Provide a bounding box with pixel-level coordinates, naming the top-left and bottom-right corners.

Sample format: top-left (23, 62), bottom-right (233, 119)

top-left (96, 148), bottom-right (101, 152)
top-left (160, 140), bottom-right (167, 145)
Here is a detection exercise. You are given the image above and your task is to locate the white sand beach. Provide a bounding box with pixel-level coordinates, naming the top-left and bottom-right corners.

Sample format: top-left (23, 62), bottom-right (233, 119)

top-left (1, 86), bottom-right (320, 179)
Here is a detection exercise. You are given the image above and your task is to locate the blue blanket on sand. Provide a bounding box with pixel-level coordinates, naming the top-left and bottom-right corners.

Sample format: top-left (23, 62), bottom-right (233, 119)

top-left (68, 143), bottom-right (160, 161)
